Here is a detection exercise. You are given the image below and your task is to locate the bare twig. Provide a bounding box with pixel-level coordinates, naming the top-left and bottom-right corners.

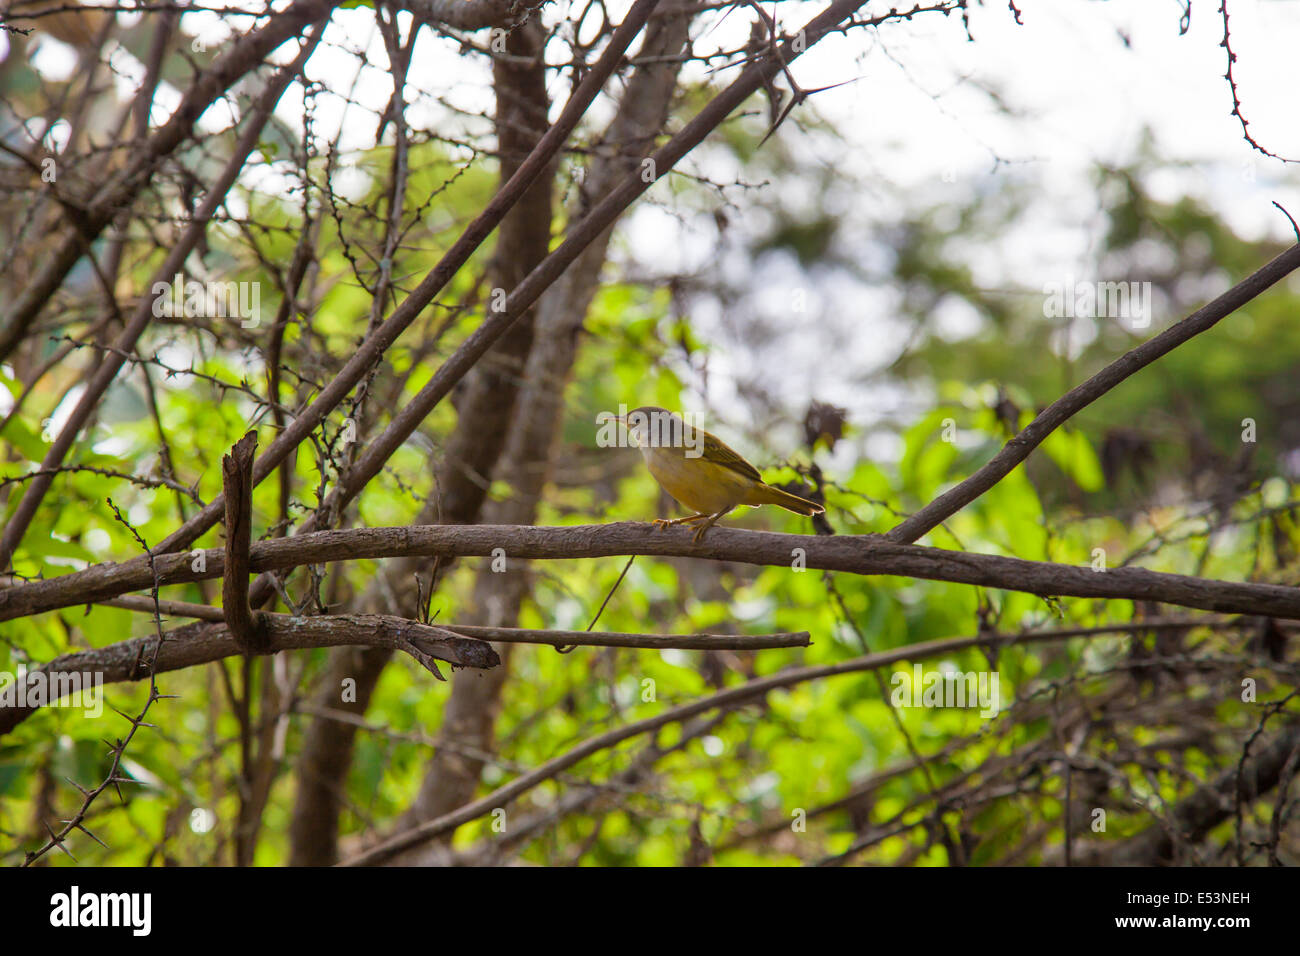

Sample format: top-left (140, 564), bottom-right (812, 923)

top-left (1219, 0), bottom-right (1298, 163)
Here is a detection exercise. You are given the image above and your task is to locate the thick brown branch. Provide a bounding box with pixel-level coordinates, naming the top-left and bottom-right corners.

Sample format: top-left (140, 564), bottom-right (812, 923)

top-left (7, 523), bottom-right (1300, 624)
top-left (0, 607), bottom-right (814, 731)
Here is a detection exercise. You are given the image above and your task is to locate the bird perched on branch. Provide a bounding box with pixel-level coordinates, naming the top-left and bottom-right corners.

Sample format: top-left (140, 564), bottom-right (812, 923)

top-left (617, 406), bottom-right (824, 543)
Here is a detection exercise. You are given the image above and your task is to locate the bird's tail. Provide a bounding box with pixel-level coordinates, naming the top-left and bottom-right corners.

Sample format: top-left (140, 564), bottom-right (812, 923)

top-left (744, 483), bottom-right (824, 516)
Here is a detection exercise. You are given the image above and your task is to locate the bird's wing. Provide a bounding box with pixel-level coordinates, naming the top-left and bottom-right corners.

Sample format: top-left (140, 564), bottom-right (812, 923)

top-left (703, 431), bottom-right (763, 483)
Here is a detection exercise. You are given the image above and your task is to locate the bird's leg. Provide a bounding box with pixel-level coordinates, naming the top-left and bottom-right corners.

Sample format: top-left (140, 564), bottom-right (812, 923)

top-left (690, 510), bottom-right (730, 543)
top-left (653, 513), bottom-right (709, 531)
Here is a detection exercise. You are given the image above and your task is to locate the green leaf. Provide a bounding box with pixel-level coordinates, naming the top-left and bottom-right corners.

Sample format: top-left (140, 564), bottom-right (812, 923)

top-left (0, 416), bottom-right (48, 463)
top-left (1041, 427), bottom-right (1105, 492)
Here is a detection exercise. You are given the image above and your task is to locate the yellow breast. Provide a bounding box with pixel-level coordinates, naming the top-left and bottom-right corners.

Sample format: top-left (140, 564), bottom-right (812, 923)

top-left (640, 446), bottom-right (756, 514)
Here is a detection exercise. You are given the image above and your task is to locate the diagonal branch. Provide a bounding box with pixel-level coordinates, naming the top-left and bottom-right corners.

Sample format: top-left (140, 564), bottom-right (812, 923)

top-left (886, 241), bottom-right (1300, 544)
top-left (304, 0), bottom-right (889, 554)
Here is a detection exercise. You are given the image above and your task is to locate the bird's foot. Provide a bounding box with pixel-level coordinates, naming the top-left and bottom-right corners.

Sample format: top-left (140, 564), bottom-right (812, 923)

top-left (654, 514), bottom-right (708, 531)
top-left (691, 513), bottom-right (725, 543)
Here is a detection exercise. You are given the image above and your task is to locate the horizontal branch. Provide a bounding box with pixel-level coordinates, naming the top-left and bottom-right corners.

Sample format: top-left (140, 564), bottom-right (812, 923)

top-left (0, 598), bottom-right (808, 732)
top-left (0, 611), bottom-right (504, 733)
top-left (6, 523), bottom-right (1300, 624)
top-left (97, 593), bottom-right (811, 649)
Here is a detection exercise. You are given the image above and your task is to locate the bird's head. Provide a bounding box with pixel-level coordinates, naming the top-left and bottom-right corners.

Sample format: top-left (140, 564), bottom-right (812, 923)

top-left (619, 406), bottom-right (681, 448)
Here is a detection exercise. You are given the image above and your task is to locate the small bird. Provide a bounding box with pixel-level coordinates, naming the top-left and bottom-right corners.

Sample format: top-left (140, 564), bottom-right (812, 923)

top-left (619, 406), bottom-right (825, 542)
